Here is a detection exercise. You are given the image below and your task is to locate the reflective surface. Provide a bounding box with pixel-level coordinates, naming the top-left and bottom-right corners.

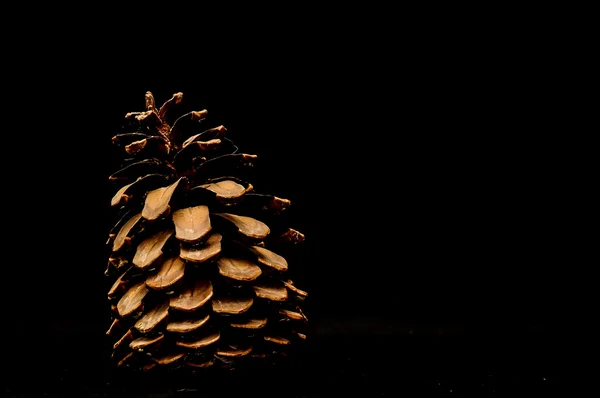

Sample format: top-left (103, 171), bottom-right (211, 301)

top-left (6, 318), bottom-right (571, 397)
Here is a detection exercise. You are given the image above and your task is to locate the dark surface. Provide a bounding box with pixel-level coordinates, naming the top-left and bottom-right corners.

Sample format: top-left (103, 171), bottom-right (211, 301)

top-left (5, 332), bottom-right (572, 397)
top-left (6, 23), bottom-right (584, 396)
top-left (6, 306), bottom-right (575, 397)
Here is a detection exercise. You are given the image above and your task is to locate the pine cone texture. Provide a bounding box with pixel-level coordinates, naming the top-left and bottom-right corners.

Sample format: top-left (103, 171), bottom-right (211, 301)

top-left (106, 92), bottom-right (308, 372)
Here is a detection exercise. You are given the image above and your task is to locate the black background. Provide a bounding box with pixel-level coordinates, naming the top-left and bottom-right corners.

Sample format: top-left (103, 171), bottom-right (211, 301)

top-left (5, 15), bottom-right (587, 396)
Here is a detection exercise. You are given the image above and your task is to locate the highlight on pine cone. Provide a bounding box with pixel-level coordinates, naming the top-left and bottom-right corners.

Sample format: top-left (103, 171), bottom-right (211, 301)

top-left (106, 91), bottom-right (308, 373)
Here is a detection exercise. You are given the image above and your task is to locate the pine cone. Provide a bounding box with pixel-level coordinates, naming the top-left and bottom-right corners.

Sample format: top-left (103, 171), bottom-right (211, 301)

top-left (106, 92), bottom-right (308, 372)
